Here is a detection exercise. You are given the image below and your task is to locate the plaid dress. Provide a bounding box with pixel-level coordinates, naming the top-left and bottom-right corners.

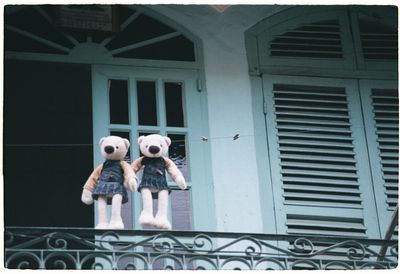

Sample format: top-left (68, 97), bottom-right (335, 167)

top-left (137, 157), bottom-right (170, 198)
top-left (92, 160), bottom-right (128, 205)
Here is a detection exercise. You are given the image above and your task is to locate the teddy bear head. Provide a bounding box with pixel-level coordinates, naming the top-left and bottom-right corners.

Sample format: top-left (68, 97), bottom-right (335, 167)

top-left (138, 134), bottom-right (171, 158)
top-left (99, 136), bottom-right (130, 161)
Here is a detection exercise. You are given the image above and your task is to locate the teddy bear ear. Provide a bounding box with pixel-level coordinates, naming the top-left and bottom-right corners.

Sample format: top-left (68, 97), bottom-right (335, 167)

top-left (138, 136), bottom-right (145, 145)
top-left (164, 136), bottom-right (171, 147)
top-left (99, 137), bottom-right (106, 145)
top-left (123, 138), bottom-right (130, 149)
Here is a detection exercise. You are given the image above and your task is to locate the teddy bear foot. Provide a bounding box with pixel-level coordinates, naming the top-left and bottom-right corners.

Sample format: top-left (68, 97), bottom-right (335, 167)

top-left (95, 222), bottom-right (109, 229)
top-left (109, 219), bottom-right (124, 230)
top-left (139, 213), bottom-right (156, 227)
top-left (154, 216), bottom-right (172, 230)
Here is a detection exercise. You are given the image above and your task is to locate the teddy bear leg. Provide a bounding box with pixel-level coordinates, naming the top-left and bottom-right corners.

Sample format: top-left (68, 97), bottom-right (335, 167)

top-left (139, 188), bottom-right (156, 227)
top-left (95, 196), bottom-right (109, 229)
top-left (154, 190), bottom-right (172, 230)
top-left (109, 194), bottom-right (124, 229)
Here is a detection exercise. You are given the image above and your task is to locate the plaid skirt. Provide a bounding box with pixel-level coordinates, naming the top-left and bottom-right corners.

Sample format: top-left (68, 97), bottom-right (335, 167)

top-left (92, 181), bottom-right (128, 205)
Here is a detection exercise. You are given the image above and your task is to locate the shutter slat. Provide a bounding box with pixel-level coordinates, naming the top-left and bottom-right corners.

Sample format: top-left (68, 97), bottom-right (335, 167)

top-left (275, 35), bottom-right (341, 42)
top-left (279, 146), bottom-right (355, 155)
top-left (282, 162), bottom-right (356, 171)
top-left (281, 154), bottom-right (356, 163)
top-left (273, 90), bottom-right (346, 97)
top-left (287, 229), bottom-right (366, 237)
top-left (274, 97), bottom-right (347, 104)
top-left (376, 124), bottom-right (399, 129)
top-left (284, 193), bottom-right (362, 202)
top-left (278, 132), bottom-right (353, 141)
top-left (276, 110), bottom-right (349, 119)
top-left (285, 200), bottom-right (363, 209)
top-left (287, 219), bottom-right (366, 230)
top-left (271, 48), bottom-right (342, 55)
top-left (279, 139), bottom-right (353, 148)
top-left (282, 169), bottom-right (359, 178)
top-left (277, 118), bottom-right (351, 126)
top-left (277, 125), bottom-right (351, 134)
top-left (276, 105), bottom-right (349, 112)
top-left (283, 177), bottom-right (358, 186)
top-left (284, 184), bottom-right (360, 194)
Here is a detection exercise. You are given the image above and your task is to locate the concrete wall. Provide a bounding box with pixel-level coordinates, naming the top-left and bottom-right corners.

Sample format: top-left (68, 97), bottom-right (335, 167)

top-left (150, 5), bottom-right (288, 233)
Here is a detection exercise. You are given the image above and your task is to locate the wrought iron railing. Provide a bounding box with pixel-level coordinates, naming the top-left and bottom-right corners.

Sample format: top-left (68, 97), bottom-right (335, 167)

top-left (4, 227), bottom-right (398, 270)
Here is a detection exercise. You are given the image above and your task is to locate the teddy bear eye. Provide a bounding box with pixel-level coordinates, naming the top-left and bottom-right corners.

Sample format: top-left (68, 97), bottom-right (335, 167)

top-left (160, 144), bottom-right (163, 147)
top-left (145, 145), bottom-right (149, 148)
top-left (116, 146), bottom-right (119, 149)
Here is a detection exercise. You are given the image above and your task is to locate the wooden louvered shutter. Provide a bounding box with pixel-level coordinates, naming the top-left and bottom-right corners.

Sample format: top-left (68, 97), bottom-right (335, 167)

top-left (360, 80), bottom-right (399, 237)
top-left (257, 8), bottom-right (356, 70)
top-left (263, 75), bottom-right (381, 239)
top-left (350, 8), bottom-right (398, 71)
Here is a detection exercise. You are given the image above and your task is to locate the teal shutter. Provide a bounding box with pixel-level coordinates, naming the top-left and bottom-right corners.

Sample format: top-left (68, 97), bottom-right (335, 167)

top-left (263, 75), bottom-right (381, 238)
top-left (360, 80), bottom-right (398, 237)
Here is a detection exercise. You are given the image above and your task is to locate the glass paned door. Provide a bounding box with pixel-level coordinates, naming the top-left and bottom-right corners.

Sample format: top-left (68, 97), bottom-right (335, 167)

top-left (91, 65), bottom-right (212, 230)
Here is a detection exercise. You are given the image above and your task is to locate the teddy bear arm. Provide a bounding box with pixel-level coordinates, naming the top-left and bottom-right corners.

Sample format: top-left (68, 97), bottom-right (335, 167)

top-left (164, 158), bottom-right (186, 189)
top-left (83, 164), bottom-right (103, 192)
top-left (120, 161), bottom-right (137, 189)
top-left (131, 156), bottom-right (144, 172)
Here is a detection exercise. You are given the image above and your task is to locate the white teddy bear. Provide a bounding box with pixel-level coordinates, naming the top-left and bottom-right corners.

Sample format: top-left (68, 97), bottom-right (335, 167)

top-left (131, 134), bottom-right (187, 230)
top-left (81, 136), bottom-right (137, 229)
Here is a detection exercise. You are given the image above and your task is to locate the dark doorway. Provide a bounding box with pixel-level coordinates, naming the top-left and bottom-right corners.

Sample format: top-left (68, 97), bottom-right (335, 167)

top-left (4, 61), bottom-right (94, 227)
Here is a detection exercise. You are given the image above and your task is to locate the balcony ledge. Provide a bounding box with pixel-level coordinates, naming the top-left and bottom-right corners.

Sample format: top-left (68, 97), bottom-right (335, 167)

top-left (5, 226), bottom-right (398, 270)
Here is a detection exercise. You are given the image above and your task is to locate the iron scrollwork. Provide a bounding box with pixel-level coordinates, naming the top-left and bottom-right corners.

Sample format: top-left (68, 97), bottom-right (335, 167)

top-left (4, 227), bottom-right (398, 270)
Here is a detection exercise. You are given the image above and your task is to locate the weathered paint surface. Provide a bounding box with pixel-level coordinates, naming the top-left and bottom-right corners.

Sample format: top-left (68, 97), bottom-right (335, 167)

top-left (149, 5), bottom-right (288, 233)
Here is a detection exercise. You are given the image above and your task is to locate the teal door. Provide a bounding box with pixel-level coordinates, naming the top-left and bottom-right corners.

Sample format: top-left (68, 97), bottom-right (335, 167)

top-left (262, 75), bottom-right (398, 239)
top-left (91, 65), bottom-right (215, 230)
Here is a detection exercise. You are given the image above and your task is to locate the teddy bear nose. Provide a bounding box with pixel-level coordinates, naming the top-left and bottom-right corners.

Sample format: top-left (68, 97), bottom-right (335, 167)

top-left (104, 146), bottom-right (114, 154)
top-left (149, 145), bottom-right (160, 154)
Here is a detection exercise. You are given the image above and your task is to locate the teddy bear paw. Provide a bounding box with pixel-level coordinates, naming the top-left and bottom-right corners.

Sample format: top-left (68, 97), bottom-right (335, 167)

top-left (175, 176), bottom-right (187, 190)
top-left (139, 212), bottom-right (155, 227)
top-left (109, 219), bottom-right (124, 230)
top-left (154, 216), bottom-right (172, 230)
top-left (95, 222), bottom-right (109, 229)
top-left (81, 189), bottom-right (94, 205)
top-left (124, 177), bottom-right (137, 192)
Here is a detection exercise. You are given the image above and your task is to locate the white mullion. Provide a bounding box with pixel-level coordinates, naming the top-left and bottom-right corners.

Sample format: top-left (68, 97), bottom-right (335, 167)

top-left (62, 32), bottom-right (80, 46)
top-left (109, 124), bottom-right (131, 131)
top-left (5, 24), bottom-right (71, 53)
top-left (130, 77), bottom-right (140, 155)
top-left (120, 11), bottom-right (141, 31)
top-left (110, 32), bottom-right (180, 55)
top-left (157, 79), bottom-right (167, 135)
top-left (99, 12), bottom-right (142, 47)
top-left (33, 6), bottom-right (52, 24)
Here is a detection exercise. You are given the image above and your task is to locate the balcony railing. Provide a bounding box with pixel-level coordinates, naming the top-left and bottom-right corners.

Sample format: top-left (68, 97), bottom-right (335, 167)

top-left (4, 226), bottom-right (398, 270)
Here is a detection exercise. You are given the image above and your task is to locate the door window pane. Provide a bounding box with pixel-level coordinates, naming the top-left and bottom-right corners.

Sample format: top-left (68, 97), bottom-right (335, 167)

top-left (168, 134), bottom-right (189, 180)
top-left (110, 131), bottom-right (131, 163)
top-left (137, 81), bottom-right (157, 126)
top-left (109, 79), bottom-right (129, 125)
top-left (171, 190), bottom-right (192, 230)
top-left (165, 82), bottom-right (185, 127)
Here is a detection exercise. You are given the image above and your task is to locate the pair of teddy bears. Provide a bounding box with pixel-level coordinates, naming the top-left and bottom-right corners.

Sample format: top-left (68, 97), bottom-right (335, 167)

top-left (81, 134), bottom-right (186, 230)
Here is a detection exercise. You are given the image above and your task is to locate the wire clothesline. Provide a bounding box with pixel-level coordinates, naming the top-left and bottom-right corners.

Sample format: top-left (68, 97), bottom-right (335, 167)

top-left (4, 129), bottom-right (360, 148)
